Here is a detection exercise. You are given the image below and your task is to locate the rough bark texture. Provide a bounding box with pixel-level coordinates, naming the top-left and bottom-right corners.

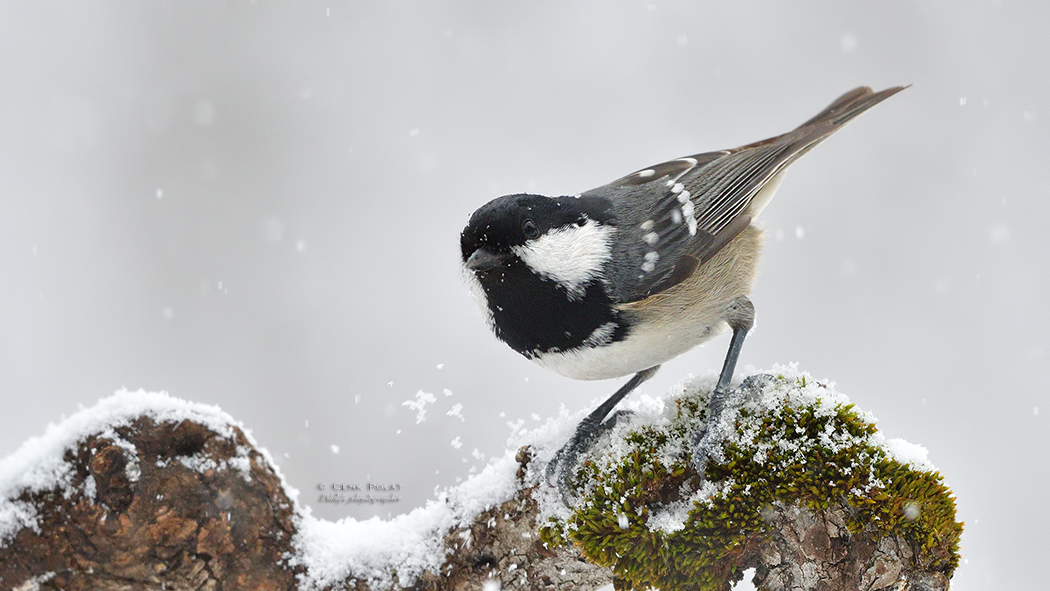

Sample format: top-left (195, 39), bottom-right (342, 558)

top-left (1, 415), bottom-right (948, 591)
top-left (0, 418), bottom-right (302, 590)
top-left (750, 503), bottom-right (949, 591)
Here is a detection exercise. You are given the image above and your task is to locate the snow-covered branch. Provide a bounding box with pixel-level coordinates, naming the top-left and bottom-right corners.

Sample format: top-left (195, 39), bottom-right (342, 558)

top-left (0, 368), bottom-right (962, 590)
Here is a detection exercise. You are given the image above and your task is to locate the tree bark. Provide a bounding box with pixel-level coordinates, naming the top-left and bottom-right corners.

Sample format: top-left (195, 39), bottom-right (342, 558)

top-left (1, 417), bottom-right (301, 590)
top-left (751, 502), bottom-right (950, 591)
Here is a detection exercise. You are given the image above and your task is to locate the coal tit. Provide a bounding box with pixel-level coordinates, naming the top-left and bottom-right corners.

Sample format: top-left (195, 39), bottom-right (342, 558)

top-left (460, 86), bottom-right (906, 499)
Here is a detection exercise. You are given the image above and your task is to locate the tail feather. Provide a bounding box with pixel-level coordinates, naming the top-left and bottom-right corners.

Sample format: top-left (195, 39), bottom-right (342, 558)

top-left (796, 85), bottom-right (909, 130)
top-left (729, 86), bottom-right (907, 156)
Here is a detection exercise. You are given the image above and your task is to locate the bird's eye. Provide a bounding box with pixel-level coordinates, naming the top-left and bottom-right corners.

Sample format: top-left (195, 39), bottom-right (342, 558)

top-left (576, 217), bottom-right (587, 227)
top-left (522, 218), bottom-right (540, 238)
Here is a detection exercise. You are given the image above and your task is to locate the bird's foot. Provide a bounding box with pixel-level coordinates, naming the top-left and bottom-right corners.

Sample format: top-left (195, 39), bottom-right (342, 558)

top-left (547, 409), bottom-right (636, 506)
top-left (692, 373), bottom-right (775, 475)
top-left (544, 367), bottom-right (658, 507)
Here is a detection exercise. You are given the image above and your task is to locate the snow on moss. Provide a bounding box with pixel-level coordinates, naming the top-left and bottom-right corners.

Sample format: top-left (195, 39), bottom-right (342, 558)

top-left (535, 364), bottom-right (960, 591)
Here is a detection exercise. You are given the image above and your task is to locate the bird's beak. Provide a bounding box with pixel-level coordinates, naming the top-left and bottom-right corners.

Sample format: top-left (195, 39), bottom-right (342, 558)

top-left (465, 248), bottom-right (505, 272)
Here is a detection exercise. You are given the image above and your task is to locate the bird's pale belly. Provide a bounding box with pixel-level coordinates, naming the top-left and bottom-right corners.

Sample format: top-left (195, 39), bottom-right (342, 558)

top-left (532, 316), bottom-right (727, 380)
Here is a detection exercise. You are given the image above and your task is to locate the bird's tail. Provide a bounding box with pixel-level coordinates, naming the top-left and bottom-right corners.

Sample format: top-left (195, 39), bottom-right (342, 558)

top-left (796, 85), bottom-right (909, 130)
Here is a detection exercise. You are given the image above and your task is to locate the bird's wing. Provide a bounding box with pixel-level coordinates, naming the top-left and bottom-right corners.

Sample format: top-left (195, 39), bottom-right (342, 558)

top-left (590, 85), bottom-right (906, 303)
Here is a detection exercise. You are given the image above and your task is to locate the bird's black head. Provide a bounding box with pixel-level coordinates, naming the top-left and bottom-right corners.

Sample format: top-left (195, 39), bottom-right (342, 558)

top-left (460, 193), bottom-right (610, 274)
top-left (460, 192), bottom-right (626, 358)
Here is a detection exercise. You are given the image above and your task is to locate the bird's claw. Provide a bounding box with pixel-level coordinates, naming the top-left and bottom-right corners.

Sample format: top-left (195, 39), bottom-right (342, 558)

top-left (547, 409), bottom-right (637, 506)
top-left (692, 374), bottom-right (776, 477)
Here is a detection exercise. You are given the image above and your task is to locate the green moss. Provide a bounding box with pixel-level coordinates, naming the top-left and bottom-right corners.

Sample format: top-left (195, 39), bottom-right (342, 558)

top-left (538, 374), bottom-right (963, 591)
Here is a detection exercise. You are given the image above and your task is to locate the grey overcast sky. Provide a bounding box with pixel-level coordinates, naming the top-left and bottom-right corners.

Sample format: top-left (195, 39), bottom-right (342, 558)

top-left (1, 2), bottom-right (1047, 588)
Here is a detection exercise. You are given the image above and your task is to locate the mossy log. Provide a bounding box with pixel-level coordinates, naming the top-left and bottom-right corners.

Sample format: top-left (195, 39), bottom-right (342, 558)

top-left (0, 372), bottom-right (961, 590)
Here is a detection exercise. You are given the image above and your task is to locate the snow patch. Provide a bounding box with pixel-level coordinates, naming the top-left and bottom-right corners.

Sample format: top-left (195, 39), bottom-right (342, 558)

top-left (291, 449), bottom-right (522, 589)
top-left (882, 438), bottom-right (934, 471)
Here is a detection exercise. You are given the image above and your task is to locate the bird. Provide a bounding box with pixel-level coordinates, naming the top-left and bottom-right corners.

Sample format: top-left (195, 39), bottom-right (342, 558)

top-left (460, 86), bottom-right (906, 502)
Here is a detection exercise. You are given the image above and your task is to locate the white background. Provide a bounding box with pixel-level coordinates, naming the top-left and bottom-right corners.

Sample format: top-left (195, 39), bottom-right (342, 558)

top-left (2, 2), bottom-right (1046, 588)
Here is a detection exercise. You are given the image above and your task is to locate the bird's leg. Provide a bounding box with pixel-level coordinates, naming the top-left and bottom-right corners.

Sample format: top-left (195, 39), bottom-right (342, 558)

top-left (693, 296), bottom-right (755, 473)
top-left (547, 365), bottom-right (660, 506)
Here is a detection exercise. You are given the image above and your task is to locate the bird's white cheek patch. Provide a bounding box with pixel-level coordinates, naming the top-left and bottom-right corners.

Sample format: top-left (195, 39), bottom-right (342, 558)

top-left (512, 222), bottom-right (614, 298)
top-left (461, 265), bottom-right (495, 331)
